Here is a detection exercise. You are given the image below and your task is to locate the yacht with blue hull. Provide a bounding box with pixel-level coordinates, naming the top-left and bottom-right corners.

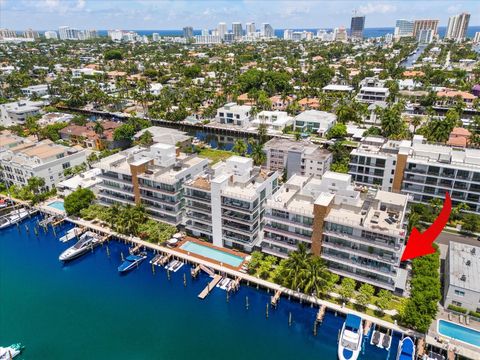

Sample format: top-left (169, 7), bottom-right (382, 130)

top-left (338, 314), bottom-right (363, 360)
top-left (397, 337), bottom-right (415, 360)
top-left (118, 252), bottom-right (147, 273)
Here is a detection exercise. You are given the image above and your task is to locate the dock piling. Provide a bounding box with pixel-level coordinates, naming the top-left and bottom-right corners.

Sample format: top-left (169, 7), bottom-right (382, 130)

top-left (266, 303), bottom-right (269, 318)
top-left (288, 312), bottom-right (292, 326)
top-left (183, 273), bottom-right (187, 287)
top-left (246, 296), bottom-right (249, 310)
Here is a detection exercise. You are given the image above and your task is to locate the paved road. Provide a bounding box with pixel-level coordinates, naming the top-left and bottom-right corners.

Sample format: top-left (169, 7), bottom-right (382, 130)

top-left (436, 231), bottom-right (479, 247)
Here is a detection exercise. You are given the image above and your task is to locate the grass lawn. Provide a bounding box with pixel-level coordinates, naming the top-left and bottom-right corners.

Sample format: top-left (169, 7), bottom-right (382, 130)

top-left (198, 148), bottom-right (233, 164)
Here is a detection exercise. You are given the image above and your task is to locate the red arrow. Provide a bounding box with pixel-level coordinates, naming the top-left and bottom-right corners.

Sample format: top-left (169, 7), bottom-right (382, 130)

top-left (401, 192), bottom-right (452, 261)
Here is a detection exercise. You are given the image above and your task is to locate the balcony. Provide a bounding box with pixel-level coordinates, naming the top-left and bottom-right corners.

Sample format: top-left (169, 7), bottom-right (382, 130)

top-left (138, 183), bottom-right (178, 195)
top-left (140, 192), bottom-right (177, 206)
top-left (322, 239), bottom-right (399, 266)
top-left (321, 252), bottom-right (396, 277)
top-left (98, 191), bottom-right (135, 205)
top-left (222, 209), bottom-right (258, 224)
top-left (262, 236), bottom-right (299, 252)
top-left (264, 225), bottom-right (312, 243)
top-left (264, 213), bottom-right (313, 231)
top-left (322, 230), bottom-right (401, 252)
top-left (184, 192), bottom-right (211, 204)
top-left (98, 174), bottom-right (132, 186)
top-left (98, 182), bottom-right (133, 195)
top-left (325, 265), bottom-right (395, 291)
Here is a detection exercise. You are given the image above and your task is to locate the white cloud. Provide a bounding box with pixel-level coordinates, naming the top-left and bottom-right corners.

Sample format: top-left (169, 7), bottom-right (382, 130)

top-left (76, 0), bottom-right (86, 10)
top-left (358, 2), bottom-right (397, 15)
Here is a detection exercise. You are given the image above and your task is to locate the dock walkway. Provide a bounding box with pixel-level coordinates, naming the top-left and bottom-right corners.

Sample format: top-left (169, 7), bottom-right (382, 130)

top-left (198, 275), bottom-right (222, 299)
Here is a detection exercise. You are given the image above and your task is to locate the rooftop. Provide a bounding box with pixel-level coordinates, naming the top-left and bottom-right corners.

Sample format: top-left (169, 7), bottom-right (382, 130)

top-left (448, 242), bottom-right (480, 293)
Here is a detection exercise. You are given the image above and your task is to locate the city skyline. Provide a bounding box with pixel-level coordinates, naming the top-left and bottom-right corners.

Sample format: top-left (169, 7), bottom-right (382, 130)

top-left (1, 0), bottom-right (479, 30)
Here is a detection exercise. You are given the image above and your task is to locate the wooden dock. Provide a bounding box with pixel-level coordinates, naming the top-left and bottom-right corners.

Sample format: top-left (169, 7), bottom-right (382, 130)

top-left (364, 320), bottom-right (372, 335)
top-left (447, 349), bottom-right (455, 360)
top-left (271, 289), bottom-right (282, 306)
top-left (198, 275), bottom-right (222, 299)
top-left (159, 254), bottom-right (172, 266)
top-left (130, 243), bottom-right (142, 254)
top-left (191, 264), bottom-right (201, 278)
top-left (416, 337), bottom-right (425, 358)
top-left (317, 305), bottom-right (327, 323)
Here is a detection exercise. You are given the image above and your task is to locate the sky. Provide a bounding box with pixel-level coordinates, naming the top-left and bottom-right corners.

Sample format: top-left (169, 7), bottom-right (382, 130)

top-left (1, 0), bottom-right (479, 31)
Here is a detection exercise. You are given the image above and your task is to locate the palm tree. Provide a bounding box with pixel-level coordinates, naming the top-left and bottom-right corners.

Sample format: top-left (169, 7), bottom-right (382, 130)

top-left (410, 115), bottom-right (422, 136)
top-left (93, 122), bottom-right (104, 136)
top-left (302, 256), bottom-right (332, 296)
top-left (232, 139), bottom-right (248, 156)
top-left (281, 243), bottom-right (309, 291)
top-left (250, 142), bottom-right (266, 166)
top-left (27, 176), bottom-right (45, 195)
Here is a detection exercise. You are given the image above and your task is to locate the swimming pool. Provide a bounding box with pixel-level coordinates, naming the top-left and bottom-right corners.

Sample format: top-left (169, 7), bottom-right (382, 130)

top-left (180, 241), bottom-right (244, 267)
top-left (47, 200), bottom-right (65, 212)
top-left (438, 320), bottom-right (480, 347)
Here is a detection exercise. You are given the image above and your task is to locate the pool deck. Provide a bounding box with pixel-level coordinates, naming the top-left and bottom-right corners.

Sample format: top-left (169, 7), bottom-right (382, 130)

top-left (175, 237), bottom-right (247, 270)
top-left (427, 308), bottom-right (480, 359)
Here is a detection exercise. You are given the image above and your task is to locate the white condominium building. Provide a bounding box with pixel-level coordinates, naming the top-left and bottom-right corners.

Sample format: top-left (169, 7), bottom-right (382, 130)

top-left (0, 136), bottom-right (86, 190)
top-left (263, 138), bottom-right (332, 179)
top-left (184, 156), bottom-right (279, 252)
top-left (0, 100), bottom-right (44, 127)
top-left (445, 13), bottom-right (470, 42)
top-left (394, 20), bottom-right (414, 39)
top-left (215, 102), bottom-right (252, 127)
top-left (356, 77), bottom-right (390, 103)
top-left (260, 172), bottom-right (408, 293)
top-left (349, 136), bottom-right (480, 214)
top-left (94, 144), bottom-right (208, 226)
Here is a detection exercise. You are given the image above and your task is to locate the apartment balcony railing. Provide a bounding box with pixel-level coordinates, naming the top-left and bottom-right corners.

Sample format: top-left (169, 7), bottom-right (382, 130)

top-left (322, 230), bottom-right (401, 251)
top-left (321, 252), bottom-right (396, 277)
top-left (264, 213), bottom-right (313, 230)
top-left (325, 265), bottom-right (395, 291)
top-left (322, 239), bottom-right (399, 266)
top-left (138, 183), bottom-right (178, 195)
top-left (263, 225), bottom-right (312, 243)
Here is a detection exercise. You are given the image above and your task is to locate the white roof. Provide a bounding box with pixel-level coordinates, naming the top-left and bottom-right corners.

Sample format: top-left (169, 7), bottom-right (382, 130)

top-left (448, 242), bottom-right (480, 293)
top-left (323, 84), bottom-right (354, 91)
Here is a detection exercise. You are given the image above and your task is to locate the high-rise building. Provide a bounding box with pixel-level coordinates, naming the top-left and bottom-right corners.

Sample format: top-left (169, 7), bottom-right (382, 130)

top-left (44, 31), bottom-right (58, 40)
top-left (58, 26), bottom-right (81, 40)
top-left (201, 29), bottom-right (209, 36)
top-left (350, 16), bottom-right (365, 40)
top-left (232, 22), bottom-right (243, 39)
top-left (334, 27), bottom-right (348, 42)
top-left (394, 19), bottom-right (414, 39)
top-left (152, 33), bottom-right (160, 42)
top-left (418, 29), bottom-right (434, 44)
top-left (217, 22), bottom-right (227, 39)
top-left (0, 28), bottom-right (17, 39)
top-left (108, 29), bottom-right (124, 42)
top-left (413, 19), bottom-right (439, 39)
top-left (283, 29), bottom-right (293, 40)
top-left (23, 29), bottom-right (39, 39)
top-left (445, 13), bottom-right (470, 42)
top-left (183, 26), bottom-right (193, 39)
top-left (262, 23), bottom-right (274, 38)
top-left (474, 32), bottom-right (480, 44)
top-left (245, 22), bottom-right (255, 36)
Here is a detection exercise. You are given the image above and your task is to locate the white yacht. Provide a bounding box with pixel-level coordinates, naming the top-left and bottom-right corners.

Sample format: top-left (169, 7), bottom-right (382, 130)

top-left (0, 343), bottom-right (23, 359)
top-left (338, 314), bottom-right (363, 360)
top-left (59, 232), bottom-right (99, 261)
top-left (0, 208), bottom-right (29, 229)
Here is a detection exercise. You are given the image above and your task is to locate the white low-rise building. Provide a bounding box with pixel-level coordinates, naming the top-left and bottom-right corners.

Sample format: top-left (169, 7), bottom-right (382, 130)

top-left (21, 84), bottom-right (49, 98)
top-left (251, 111), bottom-right (293, 133)
top-left (0, 136), bottom-right (87, 190)
top-left (0, 100), bottom-right (44, 126)
top-left (444, 242), bottom-right (480, 313)
top-left (293, 110), bottom-right (336, 136)
top-left (215, 102), bottom-right (252, 127)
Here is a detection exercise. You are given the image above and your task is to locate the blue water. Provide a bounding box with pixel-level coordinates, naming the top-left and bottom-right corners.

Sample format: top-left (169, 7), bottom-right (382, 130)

top-left (0, 216), bottom-right (401, 359)
top-left (438, 320), bottom-right (480, 348)
top-left (47, 200), bottom-right (65, 212)
top-left (180, 241), bottom-right (244, 267)
top-left (89, 26), bottom-right (480, 39)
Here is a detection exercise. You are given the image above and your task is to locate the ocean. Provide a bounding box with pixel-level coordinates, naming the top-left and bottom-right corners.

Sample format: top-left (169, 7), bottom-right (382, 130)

top-left (0, 216), bottom-right (403, 359)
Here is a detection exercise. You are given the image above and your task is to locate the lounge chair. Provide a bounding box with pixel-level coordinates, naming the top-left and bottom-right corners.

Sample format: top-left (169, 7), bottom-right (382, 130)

top-left (382, 334), bottom-right (391, 349)
top-left (371, 331), bottom-right (381, 346)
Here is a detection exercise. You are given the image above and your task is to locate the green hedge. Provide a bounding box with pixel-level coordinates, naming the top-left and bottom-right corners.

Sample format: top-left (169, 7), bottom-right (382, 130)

top-left (448, 304), bottom-right (468, 314)
top-left (469, 310), bottom-right (480, 318)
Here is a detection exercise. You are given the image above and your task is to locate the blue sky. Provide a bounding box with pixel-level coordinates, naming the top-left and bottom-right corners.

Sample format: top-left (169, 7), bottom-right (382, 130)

top-left (1, 0), bottom-right (479, 30)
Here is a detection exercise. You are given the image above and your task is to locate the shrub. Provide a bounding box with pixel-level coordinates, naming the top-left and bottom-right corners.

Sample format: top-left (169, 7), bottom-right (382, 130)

top-left (64, 188), bottom-right (95, 216)
top-left (448, 304), bottom-right (468, 314)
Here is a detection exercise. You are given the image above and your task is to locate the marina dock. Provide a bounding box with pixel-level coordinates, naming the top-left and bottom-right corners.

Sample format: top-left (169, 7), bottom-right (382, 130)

top-left (198, 274), bottom-right (222, 299)
top-left (364, 320), bottom-right (372, 335)
top-left (271, 289), bottom-right (282, 306)
top-left (316, 305), bottom-right (326, 323)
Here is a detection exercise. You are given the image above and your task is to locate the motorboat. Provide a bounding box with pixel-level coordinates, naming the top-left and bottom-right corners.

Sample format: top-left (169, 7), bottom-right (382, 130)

top-left (0, 343), bottom-right (23, 359)
top-left (58, 231), bottom-right (99, 261)
top-left (59, 227), bottom-right (84, 243)
top-left (338, 314), bottom-right (363, 360)
top-left (397, 337), bottom-right (415, 360)
top-left (118, 252), bottom-right (147, 273)
top-left (0, 208), bottom-right (29, 229)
